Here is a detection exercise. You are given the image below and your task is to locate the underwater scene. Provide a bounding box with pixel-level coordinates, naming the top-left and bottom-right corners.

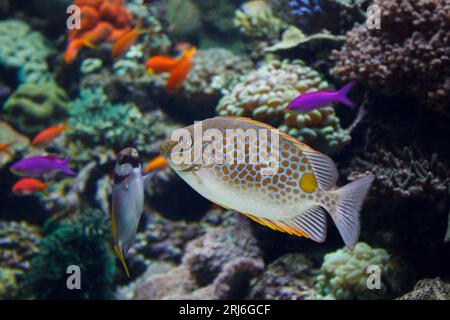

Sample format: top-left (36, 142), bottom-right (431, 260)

top-left (0, 0), bottom-right (449, 301)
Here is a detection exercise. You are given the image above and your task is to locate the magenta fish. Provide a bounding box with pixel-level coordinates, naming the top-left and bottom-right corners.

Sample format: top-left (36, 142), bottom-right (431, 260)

top-left (285, 82), bottom-right (355, 112)
top-left (10, 155), bottom-right (75, 177)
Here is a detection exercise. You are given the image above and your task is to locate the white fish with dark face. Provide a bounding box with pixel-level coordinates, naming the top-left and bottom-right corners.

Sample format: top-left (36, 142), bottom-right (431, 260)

top-left (111, 148), bottom-right (153, 277)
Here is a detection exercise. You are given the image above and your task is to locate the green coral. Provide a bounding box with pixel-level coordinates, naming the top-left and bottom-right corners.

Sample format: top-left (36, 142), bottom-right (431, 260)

top-left (0, 19), bottom-right (53, 84)
top-left (3, 83), bottom-right (69, 135)
top-left (315, 242), bottom-right (410, 300)
top-left (216, 59), bottom-right (350, 154)
top-left (18, 210), bottom-right (116, 300)
top-left (68, 88), bottom-right (166, 152)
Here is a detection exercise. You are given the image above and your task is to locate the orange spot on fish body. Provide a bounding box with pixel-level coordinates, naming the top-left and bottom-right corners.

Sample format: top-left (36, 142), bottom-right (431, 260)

top-left (111, 18), bottom-right (144, 59)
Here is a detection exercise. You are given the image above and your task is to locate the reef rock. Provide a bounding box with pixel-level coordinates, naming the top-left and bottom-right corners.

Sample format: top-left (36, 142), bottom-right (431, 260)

top-left (127, 212), bottom-right (264, 299)
top-left (249, 253), bottom-right (317, 299)
top-left (398, 278), bottom-right (450, 300)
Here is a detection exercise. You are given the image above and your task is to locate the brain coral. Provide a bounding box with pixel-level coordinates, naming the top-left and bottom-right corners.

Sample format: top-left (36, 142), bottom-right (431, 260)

top-left (3, 83), bottom-right (69, 135)
top-left (216, 59), bottom-right (350, 154)
top-left (0, 19), bottom-right (53, 84)
top-left (332, 0), bottom-right (450, 112)
top-left (315, 242), bottom-right (411, 299)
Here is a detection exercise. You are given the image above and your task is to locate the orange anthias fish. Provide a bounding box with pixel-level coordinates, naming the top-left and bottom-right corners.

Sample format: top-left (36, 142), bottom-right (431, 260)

top-left (166, 47), bottom-right (197, 93)
top-left (13, 178), bottom-right (47, 196)
top-left (112, 18), bottom-right (147, 59)
top-left (145, 56), bottom-right (180, 74)
top-left (144, 155), bottom-right (168, 174)
top-left (65, 36), bottom-right (96, 64)
top-left (32, 123), bottom-right (70, 146)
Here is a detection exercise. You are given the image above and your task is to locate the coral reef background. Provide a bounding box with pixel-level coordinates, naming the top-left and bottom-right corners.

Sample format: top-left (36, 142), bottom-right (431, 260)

top-left (0, 0), bottom-right (449, 300)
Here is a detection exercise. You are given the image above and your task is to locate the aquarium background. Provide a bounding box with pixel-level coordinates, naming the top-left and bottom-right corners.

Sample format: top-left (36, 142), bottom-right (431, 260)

top-left (0, 0), bottom-right (449, 300)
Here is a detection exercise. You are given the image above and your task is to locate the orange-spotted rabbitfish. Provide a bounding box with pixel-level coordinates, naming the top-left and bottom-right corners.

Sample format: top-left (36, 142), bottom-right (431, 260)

top-left (161, 117), bottom-right (374, 249)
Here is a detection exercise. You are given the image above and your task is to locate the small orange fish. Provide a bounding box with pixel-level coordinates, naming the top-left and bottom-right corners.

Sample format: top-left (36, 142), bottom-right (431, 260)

top-left (84, 21), bottom-right (114, 44)
top-left (32, 123), bottom-right (70, 146)
top-left (144, 155), bottom-right (168, 174)
top-left (64, 36), bottom-right (96, 64)
top-left (112, 18), bottom-right (148, 59)
top-left (75, 0), bottom-right (103, 8)
top-left (166, 47), bottom-right (197, 93)
top-left (13, 178), bottom-right (47, 196)
top-left (145, 56), bottom-right (180, 74)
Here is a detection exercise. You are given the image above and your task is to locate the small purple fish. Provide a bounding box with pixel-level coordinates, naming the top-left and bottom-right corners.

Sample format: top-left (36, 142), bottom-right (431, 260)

top-left (285, 82), bottom-right (355, 112)
top-left (10, 155), bottom-right (75, 177)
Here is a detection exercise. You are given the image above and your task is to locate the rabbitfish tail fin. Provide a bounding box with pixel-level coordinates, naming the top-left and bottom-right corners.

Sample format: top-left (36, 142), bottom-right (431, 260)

top-left (328, 175), bottom-right (374, 250)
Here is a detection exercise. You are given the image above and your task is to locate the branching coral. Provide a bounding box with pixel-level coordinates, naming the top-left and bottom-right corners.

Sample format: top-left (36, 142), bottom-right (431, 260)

top-left (3, 83), bottom-right (69, 136)
top-left (315, 242), bottom-right (412, 299)
top-left (216, 59), bottom-right (350, 154)
top-left (68, 88), bottom-right (170, 152)
top-left (18, 209), bottom-right (116, 299)
top-left (345, 143), bottom-right (449, 268)
top-left (348, 144), bottom-right (450, 203)
top-left (0, 19), bottom-right (53, 84)
top-left (332, 0), bottom-right (450, 112)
